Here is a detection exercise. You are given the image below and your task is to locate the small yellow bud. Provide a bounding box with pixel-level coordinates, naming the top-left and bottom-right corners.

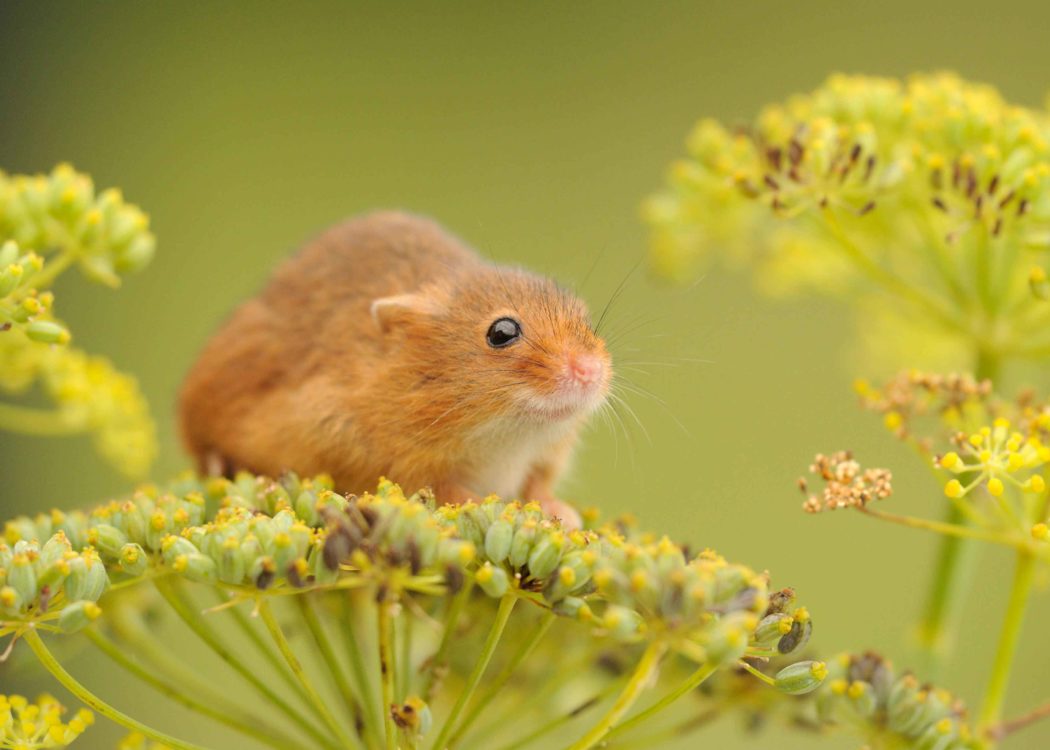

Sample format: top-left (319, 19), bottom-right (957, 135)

top-left (1031, 523), bottom-right (1048, 540)
top-left (939, 452), bottom-right (960, 470)
top-left (987, 478), bottom-right (1005, 497)
top-left (883, 411), bottom-right (903, 430)
top-left (1029, 475), bottom-right (1047, 493)
top-left (944, 479), bottom-right (964, 498)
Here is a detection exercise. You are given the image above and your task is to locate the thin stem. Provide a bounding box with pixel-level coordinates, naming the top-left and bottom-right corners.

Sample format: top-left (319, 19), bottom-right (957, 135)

top-left (258, 598), bottom-right (361, 750)
top-left (378, 598), bottom-right (398, 750)
top-left (422, 580), bottom-right (474, 702)
top-left (979, 552), bottom-right (1036, 734)
top-left (858, 507), bottom-right (1027, 549)
top-left (153, 579), bottom-right (339, 750)
top-left (84, 627), bottom-right (298, 750)
top-left (27, 248), bottom-right (76, 290)
top-left (564, 640), bottom-right (668, 750)
top-left (601, 660), bottom-right (718, 743)
top-left (987, 699), bottom-right (1050, 741)
top-left (0, 402), bottom-right (80, 435)
top-left (431, 594), bottom-right (518, 750)
top-left (342, 593), bottom-right (383, 743)
top-left (23, 628), bottom-right (211, 750)
top-left (447, 611), bottom-right (556, 748)
top-left (490, 682), bottom-right (621, 750)
top-left (298, 594), bottom-right (378, 749)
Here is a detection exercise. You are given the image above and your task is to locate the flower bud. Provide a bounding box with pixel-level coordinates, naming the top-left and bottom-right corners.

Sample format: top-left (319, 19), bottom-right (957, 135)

top-left (527, 533), bottom-right (564, 580)
top-left (174, 553), bottom-right (217, 584)
top-left (6, 554), bottom-right (38, 605)
top-left (119, 543), bottom-right (148, 576)
top-left (754, 613), bottom-right (794, 645)
top-left (88, 523), bottom-right (128, 559)
top-left (602, 605), bottom-right (643, 641)
top-left (25, 320), bottom-right (70, 344)
top-left (775, 660), bottom-right (827, 695)
top-left (58, 600), bottom-right (102, 633)
top-left (475, 562), bottom-right (510, 598)
top-left (484, 520), bottom-right (514, 564)
top-left (508, 521), bottom-right (538, 569)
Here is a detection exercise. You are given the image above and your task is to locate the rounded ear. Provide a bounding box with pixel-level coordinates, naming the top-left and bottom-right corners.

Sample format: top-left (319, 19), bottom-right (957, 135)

top-left (370, 293), bottom-right (443, 333)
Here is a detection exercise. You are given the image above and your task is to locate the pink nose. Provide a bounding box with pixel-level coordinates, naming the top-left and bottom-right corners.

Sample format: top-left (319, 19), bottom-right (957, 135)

top-left (568, 353), bottom-right (604, 387)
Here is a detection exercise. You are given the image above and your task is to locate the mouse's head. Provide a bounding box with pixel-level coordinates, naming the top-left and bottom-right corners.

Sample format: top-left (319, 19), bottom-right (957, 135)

top-left (371, 264), bottom-right (611, 426)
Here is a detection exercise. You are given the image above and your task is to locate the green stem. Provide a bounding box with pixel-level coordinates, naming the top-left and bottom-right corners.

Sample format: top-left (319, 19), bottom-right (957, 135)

top-left (916, 351), bottom-right (999, 676)
top-left (84, 627), bottom-right (298, 750)
top-left (378, 598), bottom-right (398, 750)
top-left (23, 628), bottom-right (212, 750)
top-left (422, 579), bottom-right (474, 702)
top-left (431, 594), bottom-right (518, 750)
top-left (859, 507), bottom-right (1028, 549)
top-left (447, 611), bottom-right (556, 748)
top-left (27, 248), bottom-right (76, 290)
top-left (979, 552), bottom-right (1036, 735)
top-left (0, 402), bottom-right (81, 435)
top-left (298, 594), bottom-right (378, 749)
top-left (342, 593), bottom-right (383, 744)
top-left (153, 579), bottom-right (340, 750)
top-left (489, 681), bottom-right (621, 750)
top-left (564, 640), bottom-right (668, 750)
top-left (258, 598), bottom-right (361, 750)
top-left (601, 661), bottom-right (718, 744)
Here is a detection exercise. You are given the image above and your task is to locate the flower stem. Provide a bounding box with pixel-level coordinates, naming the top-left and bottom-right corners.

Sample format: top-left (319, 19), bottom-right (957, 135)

top-left (600, 660), bottom-right (718, 743)
top-left (489, 681), bottom-right (621, 750)
top-left (378, 598), bottom-right (399, 750)
top-left (979, 551), bottom-right (1036, 736)
top-left (858, 507), bottom-right (1027, 549)
top-left (258, 598), bottom-right (361, 750)
top-left (564, 640), bottom-right (668, 750)
top-left (422, 579), bottom-right (474, 703)
top-left (84, 627), bottom-right (299, 750)
top-left (431, 594), bottom-right (517, 750)
top-left (446, 611), bottom-right (556, 748)
top-left (23, 628), bottom-right (211, 750)
top-left (153, 579), bottom-right (340, 750)
top-left (342, 593), bottom-right (383, 743)
top-left (298, 594), bottom-right (378, 749)
top-left (0, 403), bottom-right (80, 435)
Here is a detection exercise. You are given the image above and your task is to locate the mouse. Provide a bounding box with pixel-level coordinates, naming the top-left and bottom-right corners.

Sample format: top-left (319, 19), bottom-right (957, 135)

top-left (178, 211), bottom-right (612, 526)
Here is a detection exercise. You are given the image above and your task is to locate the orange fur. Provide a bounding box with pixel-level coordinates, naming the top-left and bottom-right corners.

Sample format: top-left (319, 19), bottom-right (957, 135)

top-left (178, 211), bottom-right (611, 521)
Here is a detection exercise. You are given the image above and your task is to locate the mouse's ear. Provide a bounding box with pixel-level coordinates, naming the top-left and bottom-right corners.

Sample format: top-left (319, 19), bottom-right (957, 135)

top-left (370, 293), bottom-right (443, 333)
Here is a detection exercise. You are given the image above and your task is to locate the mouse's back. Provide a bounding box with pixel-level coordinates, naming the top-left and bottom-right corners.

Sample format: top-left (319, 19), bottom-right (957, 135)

top-left (178, 211), bottom-right (479, 475)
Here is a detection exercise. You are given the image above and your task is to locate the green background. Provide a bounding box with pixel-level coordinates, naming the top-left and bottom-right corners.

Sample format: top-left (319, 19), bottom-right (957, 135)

top-left (2, 2), bottom-right (1050, 747)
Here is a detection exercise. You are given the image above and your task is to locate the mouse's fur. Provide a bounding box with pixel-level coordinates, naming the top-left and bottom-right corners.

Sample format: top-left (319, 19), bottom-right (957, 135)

top-left (178, 211), bottom-right (611, 521)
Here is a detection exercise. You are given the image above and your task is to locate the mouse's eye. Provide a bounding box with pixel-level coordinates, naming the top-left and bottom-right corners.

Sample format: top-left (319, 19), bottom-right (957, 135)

top-left (486, 317), bottom-right (522, 348)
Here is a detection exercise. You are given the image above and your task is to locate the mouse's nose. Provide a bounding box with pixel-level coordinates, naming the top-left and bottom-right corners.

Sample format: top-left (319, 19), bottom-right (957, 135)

top-left (568, 353), bottom-right (604, 388)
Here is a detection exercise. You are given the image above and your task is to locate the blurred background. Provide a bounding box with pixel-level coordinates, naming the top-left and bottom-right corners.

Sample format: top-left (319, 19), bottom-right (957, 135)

top-left (3, 1), bottom-right (1050, 747)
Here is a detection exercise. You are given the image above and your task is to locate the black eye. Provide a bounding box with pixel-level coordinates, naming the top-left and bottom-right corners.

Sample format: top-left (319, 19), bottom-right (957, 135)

top-left (486, 317), bottom-right (522, 348)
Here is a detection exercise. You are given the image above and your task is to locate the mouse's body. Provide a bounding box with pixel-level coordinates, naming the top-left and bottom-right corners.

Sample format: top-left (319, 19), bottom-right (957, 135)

top-left (178, 212), bottom-right (611, 522)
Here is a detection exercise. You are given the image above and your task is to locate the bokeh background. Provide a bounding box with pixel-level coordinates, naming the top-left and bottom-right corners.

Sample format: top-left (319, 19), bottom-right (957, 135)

top-left (3, 2), bottom-right (1050, 747)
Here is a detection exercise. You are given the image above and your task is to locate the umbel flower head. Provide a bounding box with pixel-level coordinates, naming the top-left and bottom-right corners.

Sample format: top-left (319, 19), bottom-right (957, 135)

top-left (0, 164), bottom-right (157, 478)
top-left (0, 694), bottom-right (94, 748)
top-left (3, 475), bottom-right (817, 750)
top-left (645, 73), bottom-right (1050, 370)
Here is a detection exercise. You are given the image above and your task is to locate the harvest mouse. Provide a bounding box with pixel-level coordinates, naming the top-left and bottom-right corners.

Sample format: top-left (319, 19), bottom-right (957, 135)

top-left (178, 211), bottom-right (612, 525)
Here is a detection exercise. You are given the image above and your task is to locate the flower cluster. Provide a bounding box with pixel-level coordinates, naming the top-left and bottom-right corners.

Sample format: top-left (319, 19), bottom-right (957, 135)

top-left (808, 652), bottom-right (978, 749)
top-left (939, 418), bottom-right (1049, 500)
top-left (0, 534), bottom-right (108, 634)
top-left (0, 694), bottom-right (94, 749)
top-left (799, 451), bottom-right (893, 513)
top-left (645, 73), bottom-right (1050, 368)
top-left (2, 474), bottom-right (818, 750)
top-left (0, 164), bottom-right (155, 286)
top-left (0, 164), bottom-right (157, 478)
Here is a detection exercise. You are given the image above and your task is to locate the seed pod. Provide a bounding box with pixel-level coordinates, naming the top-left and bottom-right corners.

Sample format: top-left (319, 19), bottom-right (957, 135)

top-left (778, 617), bottom-right (812, 654)
top-left (754, 613), bottom-right (794, 645)
top-left (119, 543), bottom-right (149, 577)
top-left (527, 533), bottom-right (564, 580)
top-left (88, 523), bottom-right (128, 559)
top-left (774, 660), bottom-right (827, 695)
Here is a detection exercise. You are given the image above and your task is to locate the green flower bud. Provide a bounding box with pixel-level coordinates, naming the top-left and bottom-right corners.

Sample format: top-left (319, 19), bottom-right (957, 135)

top-left (484, 519), bottom-right (514, 564)
top-left (64, 555), bottom-right (108, 601)
top-left (6, 554), bottom-right (38, 605)
top-left (119, 543), bottom-right (148, 576)
top-left (754, 613), bottom-right (794, 645)
top-left (0, 585), bottom-right (24, 615)
top-left (58, 600), bottom-right (103, 633)
top-left (508, 521), bottom-right (538, 569)
top-left (527, 533), bottom-right (564, 580)
top-left (475, 562), bottom-right (510, 598)
top-left (175, 553), bottom-right (217, 584)
top-left (25, 320), bottom-right (70, 344)
top-left (774, 660), bottom-right (827, 695)
top-left (602, 605), bottom-right (643, 641)
top-left (88, 523), bottom-right (128, 558)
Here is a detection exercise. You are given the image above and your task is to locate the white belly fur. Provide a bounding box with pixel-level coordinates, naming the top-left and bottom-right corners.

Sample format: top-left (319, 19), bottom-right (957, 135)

top-left (465, 416), bottom-right (575, 500)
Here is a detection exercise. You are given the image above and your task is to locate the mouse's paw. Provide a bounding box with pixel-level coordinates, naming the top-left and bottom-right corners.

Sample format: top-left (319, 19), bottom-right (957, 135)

top-left (539, 497), bottom-right (582, 531)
